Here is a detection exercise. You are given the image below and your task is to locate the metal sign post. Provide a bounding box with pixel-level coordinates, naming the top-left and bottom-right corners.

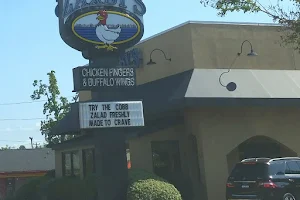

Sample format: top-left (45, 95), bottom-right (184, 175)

top-left (55, 0), bottom-right (147, 199)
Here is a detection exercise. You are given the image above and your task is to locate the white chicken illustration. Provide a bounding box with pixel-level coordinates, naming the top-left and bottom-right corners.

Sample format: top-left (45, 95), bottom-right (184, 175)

top-left (95, 10), bottom-right (122, 51)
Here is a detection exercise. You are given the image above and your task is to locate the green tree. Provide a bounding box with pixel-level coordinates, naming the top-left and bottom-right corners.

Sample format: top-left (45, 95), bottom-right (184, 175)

top-left (199, 0), bottom-right (300, 52)
top-left (19, 145), bottom-right (26, 150)
top-left (1, 145), bottom-right (14, 150)
top-left (30, 70), bottom-right (78, 145)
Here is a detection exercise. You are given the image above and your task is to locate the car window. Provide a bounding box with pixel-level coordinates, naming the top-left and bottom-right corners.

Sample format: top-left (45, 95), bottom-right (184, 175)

top-left (269, 161), bottom-right (285, 175)
top-left (230, 163), bottom-right (268, 180)
top-left (285, 161), bottom-right (300, 174)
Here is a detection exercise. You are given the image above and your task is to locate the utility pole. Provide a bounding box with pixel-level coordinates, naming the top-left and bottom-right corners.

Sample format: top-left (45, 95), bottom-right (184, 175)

top-left (29, 137), bottom-right (33, 149)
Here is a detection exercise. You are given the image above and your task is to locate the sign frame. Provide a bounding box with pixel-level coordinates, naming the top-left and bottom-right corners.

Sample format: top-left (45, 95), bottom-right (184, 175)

top-left (79, 101), bottom-right (145, 129)
top-left (56, 0), bottom-right (146, 56)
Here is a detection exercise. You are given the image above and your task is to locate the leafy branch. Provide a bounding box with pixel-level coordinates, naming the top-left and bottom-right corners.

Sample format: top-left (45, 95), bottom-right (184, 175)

top-left (31, 70), bottom-right (78, 145)
top-left (199, 0), bottom-right (300, 52)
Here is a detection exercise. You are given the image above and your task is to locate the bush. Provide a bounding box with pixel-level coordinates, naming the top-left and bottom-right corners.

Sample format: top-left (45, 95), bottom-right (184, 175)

top-left (13, 169), bottom-right (182, 200)
top-left (14, 176), bottom-right (51, 200)
top-left (127, 169), bottom-right (182, 200)
top-left (45, 176), bottom-right (94, 200)
top-left (83, 173), bottom-right (98, 200)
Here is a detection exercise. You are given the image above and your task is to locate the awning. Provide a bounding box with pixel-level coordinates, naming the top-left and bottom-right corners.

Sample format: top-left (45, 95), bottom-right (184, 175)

top-left (50, 103), bottom-right (80, 135)
top-left (51, 69), bottom-right (300, 135)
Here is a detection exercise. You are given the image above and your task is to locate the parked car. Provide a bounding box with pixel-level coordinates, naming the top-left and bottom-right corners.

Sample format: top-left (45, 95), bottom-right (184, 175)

top-left (226, 157), bottom-right (300, 200)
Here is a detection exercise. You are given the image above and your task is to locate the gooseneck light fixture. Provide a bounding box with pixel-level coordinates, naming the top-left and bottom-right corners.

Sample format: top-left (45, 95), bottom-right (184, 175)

top-left (146, 48), bottom-right (171, 65)
top-left (219, 40), bottom-right (258, 92)
top-left (237, 40), bottom-right (258, 57)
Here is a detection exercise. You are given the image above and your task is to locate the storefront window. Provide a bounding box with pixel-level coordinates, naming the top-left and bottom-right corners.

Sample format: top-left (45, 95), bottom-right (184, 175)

top-left (83, 148), bottom-right (95, 176)
top-left (63, 152), bottom-right (72, 176)
top-left (151, 140), bottom-right (182, 180)
top-left (5, 178), bottom-right (15, 198)
top-left (62, 151), bottom-right (80, 177)
top-left (72, 151), bottom-right (80, 176)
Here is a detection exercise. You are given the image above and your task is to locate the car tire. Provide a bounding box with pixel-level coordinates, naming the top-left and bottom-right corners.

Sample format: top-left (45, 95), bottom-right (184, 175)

top-left (283, 193), bottom-right (296, 200)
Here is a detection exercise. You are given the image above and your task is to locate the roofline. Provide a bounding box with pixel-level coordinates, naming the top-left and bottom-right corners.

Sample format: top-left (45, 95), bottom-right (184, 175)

top-left (138, 20), bottom-right (281, 45)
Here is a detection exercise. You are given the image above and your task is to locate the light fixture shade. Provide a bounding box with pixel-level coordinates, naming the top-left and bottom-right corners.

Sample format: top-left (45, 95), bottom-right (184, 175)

top-left (247, 49), bottom-right (258, 56)
top-left (226, 82), bottom-right (237, 91)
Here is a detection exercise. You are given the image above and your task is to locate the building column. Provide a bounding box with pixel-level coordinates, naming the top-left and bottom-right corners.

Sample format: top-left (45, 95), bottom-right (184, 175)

top-left (199, 137), bottom-right (229, 200)
top-left (128, 138), bottom-right (153, 172)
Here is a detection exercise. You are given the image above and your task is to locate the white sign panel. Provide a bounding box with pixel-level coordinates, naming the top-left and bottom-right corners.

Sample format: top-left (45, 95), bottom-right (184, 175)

top-left (79, 101), bottom-right (144, 129)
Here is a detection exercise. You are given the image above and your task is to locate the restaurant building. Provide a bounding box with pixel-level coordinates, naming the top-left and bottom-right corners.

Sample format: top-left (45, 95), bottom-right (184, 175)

top-left (51, 21), bottom-right (300, 200)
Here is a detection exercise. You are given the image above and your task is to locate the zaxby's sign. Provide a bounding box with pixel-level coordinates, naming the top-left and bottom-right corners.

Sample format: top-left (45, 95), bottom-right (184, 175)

top-left (56, 0), bottom-right (146, 54)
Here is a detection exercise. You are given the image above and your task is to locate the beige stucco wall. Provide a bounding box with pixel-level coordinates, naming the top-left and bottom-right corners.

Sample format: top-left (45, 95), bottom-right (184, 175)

top-left (55, 145), bottom-right (94, 179)
top-left (129, 125), bottom-right (186, 172)
top-left (79, 22), bottom-right (300, 102)
top-left (129, 107), bottom-right (300, 200)
top-left (185, 107), bottom-right (300, 200)
top-left (190, 23), bottom-right (299, 70)
top-left (133, 22), bottom-right (300, 85)
top-left (76, 22), bottom-right (300, 199)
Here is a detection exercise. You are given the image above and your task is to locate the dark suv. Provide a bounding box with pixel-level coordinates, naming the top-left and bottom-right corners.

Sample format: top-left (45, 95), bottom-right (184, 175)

top-left (226, 157), bottom-right (300, 200)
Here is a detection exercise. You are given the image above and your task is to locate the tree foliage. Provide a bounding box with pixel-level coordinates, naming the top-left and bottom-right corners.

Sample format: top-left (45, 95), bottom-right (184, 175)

top-left (199, 0), bottom-right (300, 52)
top-left (30, 70), bottom-right (78, 145)
top-left (0, 145), bottom-right (14, 150)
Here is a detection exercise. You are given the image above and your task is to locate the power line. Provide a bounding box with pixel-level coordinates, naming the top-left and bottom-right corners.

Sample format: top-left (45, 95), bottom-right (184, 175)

top-left (0, 99), bottom-right (47, 106)
top-left (0, 139), bottom-right (34, 143)
top-left (0, 96), bottom-right (75, 106)
top-left (0, 118), bottom-right (44, 121)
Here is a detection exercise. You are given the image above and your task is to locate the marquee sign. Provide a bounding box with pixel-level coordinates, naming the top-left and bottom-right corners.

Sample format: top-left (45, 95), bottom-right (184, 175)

top-left (79, 101), bottom-right (144, 129)
top-left (56, 0), bottom-right (146, 55)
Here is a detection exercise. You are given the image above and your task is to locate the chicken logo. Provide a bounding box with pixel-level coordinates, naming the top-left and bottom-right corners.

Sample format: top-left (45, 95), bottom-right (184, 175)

top-left (95, 10), bottom-right (122, 51)
top-left (72, 9), bottom-right (141, 52)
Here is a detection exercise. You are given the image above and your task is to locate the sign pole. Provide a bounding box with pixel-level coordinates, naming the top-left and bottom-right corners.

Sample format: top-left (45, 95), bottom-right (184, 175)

top-left (94, 131), bottom-right (128, 200)
top-left (55, 0), bottom-right (147, 199)
top-left (88, 55), bottom-right (132, 200)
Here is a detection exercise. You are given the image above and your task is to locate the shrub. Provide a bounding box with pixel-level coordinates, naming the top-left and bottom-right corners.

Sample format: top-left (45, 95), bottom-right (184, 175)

top-left (13, 169), bottom-right (182, 200)
top-left (83, 173), bottom-right (98, 200)
top-left (44, 169), bottom-right (55, 178)
top-left (45, 176), bottom-right (94, 200)
top-left (13, 176), bottom-right (51, 200)
top-left (127, 169), bottom-right (182, 200)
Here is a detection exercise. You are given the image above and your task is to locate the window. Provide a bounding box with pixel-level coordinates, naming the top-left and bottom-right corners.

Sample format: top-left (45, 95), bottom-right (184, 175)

top-left (63, 152), bottom-right (72, 176)
top-left (151, 141), bottom-right (182, 181)
top-left (72, 151), bottom-right (80, 176)
top-left (62, 151), bottom-right (80, 177)
top-left (6, 178), bottom-right (15, 198)
top-left (83, 148), bottom-right (95, 176)
top-left (230, 163), bottom-right (268, 180)
top-left (269, 161), bottom-right (285, 175)
top-left (285, 161), bottom-right (300, 174)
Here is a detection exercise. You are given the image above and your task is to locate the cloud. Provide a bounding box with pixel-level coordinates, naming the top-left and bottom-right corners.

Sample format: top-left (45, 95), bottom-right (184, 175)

top-left (19, 127), bottom-right (39, 131)
top-left (0, 128), bottom-right (12, 132)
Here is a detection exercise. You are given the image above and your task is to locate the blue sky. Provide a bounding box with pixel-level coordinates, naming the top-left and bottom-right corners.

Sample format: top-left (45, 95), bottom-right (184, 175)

top-left (0, 0), bottom-right (278, 148)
